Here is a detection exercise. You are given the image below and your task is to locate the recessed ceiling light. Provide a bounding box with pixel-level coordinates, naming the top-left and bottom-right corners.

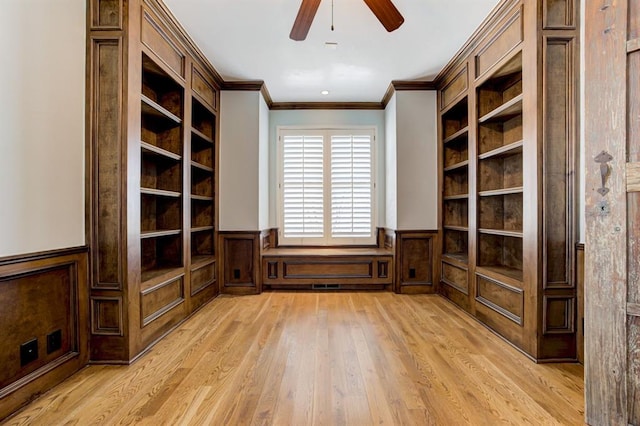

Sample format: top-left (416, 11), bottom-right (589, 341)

top-left (324, 42), bottom-right (338, 50)
top-left (321, 90), bottom-right (330, 95)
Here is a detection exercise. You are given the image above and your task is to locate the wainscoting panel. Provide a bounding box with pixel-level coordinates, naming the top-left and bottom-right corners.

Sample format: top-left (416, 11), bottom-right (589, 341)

top-left (394, 231), bottom-right (438, 294)
top-left (219, 232), bottom-right (261, 295)
top-left (0, 247), bottom-right (89, 421)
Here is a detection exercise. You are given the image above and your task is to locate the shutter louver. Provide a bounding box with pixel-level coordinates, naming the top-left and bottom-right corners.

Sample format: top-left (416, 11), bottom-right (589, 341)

top-left (282, 135), bottom-right (324, 238)
top-left (330, 135), bottom-right (373, 238)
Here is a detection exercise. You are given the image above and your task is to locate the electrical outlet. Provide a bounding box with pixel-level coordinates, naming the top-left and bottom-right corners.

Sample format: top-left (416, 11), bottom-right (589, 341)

top-left (233, 269), bottom-right (241, 279)
top-left (47, 329), bottom-right (62, 354)
top-left (409, 268), bottom-right (416, 279)
top-left (20, 339), bottom-right (38, 366)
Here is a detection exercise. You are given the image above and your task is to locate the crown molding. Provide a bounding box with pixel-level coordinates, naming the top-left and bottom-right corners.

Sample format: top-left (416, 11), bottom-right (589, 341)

top-left (222, 80), bottom-right (274, 108)
top-left (222, 80), bottom-right (265, 91)
top-left (381, 80), bottom-right (437, 108)
top-left (391, 80), bottom-right (437, 91)
top-left (270, 102), bottom-right (384, 111)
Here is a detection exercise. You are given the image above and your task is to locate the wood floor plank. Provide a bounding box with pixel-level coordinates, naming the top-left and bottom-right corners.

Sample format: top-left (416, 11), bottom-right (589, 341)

top-left (3, 292), bottom-right (585, 425)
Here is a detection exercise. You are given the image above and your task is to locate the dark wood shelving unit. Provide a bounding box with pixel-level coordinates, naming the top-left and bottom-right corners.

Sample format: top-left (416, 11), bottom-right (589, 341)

top-left (476, 51), bottom-right (524, 292)
top-left (440, 81), bottom-right (470, 305)
top-left (437, 0), bottom-right (579, 361)
top-left (140, 53), bottom-right (185, 288)
top-left (189, 95), bottom-right (216, 276)
top-left (87, 0), bottom-right (221, 364)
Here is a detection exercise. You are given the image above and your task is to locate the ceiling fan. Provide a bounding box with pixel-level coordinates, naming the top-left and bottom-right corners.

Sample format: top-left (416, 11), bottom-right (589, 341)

top-left (290, 0), bottom-right (405, 41)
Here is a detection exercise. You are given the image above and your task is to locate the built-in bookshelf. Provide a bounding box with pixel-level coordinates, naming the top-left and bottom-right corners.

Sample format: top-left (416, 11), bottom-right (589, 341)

top-left (190, 96), bottom-right (216, 271)
top-left (476, 52), bottom-right (523, 284)
top-left (140, 53), bottom-right (184, 286)
top-left (87, 1), bottom-right (221, 363)
top-left (437, 0), bottom-right (579, 361)
top-left (441, 93), bottom-right (470, 288)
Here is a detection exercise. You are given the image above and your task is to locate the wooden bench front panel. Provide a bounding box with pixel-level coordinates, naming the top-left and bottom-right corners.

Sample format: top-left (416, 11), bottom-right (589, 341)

top-left (262, 255), bottom-right (393, 288)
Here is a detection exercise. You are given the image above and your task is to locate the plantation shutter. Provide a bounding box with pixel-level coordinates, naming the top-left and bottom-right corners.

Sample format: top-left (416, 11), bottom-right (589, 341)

top-left (330, 134), bottom-right (373, 238)
top-left (282, 134), bottom-right (324, 238)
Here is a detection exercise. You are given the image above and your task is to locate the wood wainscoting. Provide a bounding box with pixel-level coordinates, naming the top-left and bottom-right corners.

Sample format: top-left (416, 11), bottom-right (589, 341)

top-left (0, 247), bottom-right (89, 421)
top-left (393, 230), bottom-right (438, 294)
top-left (219, 231), bottom-right (261, 295)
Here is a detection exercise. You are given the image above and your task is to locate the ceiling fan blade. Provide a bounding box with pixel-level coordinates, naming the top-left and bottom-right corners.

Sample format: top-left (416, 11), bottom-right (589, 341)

top-left (290, 0), bottom-right (322, 41)
top-left (362, 0), bottom-right (404, 32)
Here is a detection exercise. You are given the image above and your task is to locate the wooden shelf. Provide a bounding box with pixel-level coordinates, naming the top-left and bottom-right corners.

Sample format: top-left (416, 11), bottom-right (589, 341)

top-left (479, 94), bottom-right (523, 123)
top-left (141, 266), bottom-right (184, 290)
top-left (141, 141), bottom-right (181, 161)
top-left (444, 225), bottom-right (469, 232)
top-left (141, 229), bottom-right (182, 239)
top-left (191, 127), bottom-right (214, 145)
top-left (442, 253), bottom-right (469, 266)
top-left (141, 187), bottom-right (181, 198)
top-left (191, 161), bottom-right (214, 173)
top-left (191, 226), bottom-right (214, 233)
top-left (141, 94), bottom-right (182, 125)
top-left (191, 194), bottom-right (213, 202)
top-left (443, 194), bottom-right (469, 201)
top-left (478, 186), bottom-right (523, 197)
top-left (444, 160), bottom-right (469, 172)
top-left (476, 265), bottom-right (523, 284)
top-left (443, 126), bottom-right (469, 144)
top-left (191, 255), bottom-right (216, 270)
top-left (478, 140), bottom-right (523, 160)
top-left (478, 228), bottom-right (523, 238)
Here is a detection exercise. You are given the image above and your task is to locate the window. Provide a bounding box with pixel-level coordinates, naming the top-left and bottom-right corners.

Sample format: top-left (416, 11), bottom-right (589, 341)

top-left (278, 128), bottom-right (376, 246)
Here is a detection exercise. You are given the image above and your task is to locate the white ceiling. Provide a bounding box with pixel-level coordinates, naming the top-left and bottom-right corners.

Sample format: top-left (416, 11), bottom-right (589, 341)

top-left (164, 0), bottom-right (501, 103)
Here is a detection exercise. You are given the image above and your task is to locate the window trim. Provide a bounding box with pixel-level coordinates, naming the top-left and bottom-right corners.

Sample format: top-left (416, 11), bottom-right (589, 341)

top-left (277, 126), bottom-right (378, 246)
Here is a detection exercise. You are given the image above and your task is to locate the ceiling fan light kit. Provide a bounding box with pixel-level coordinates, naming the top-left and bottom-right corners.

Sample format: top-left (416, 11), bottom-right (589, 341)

top-left (290, 0), bottom-right (404, 41)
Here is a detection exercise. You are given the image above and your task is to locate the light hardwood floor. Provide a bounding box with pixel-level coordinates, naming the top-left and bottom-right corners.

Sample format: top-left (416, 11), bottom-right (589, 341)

top-left (4, 292), bottom-right (584, 425)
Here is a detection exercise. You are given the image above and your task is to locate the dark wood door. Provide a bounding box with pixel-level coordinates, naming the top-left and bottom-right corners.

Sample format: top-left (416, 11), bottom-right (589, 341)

top-left (584, 0), bottom-right (640, 424)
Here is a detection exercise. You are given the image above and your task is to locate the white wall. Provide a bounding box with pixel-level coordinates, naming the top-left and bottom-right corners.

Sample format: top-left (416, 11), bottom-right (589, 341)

top-left (384, 95), bottom-right (398, 230)
top-left (258, 94), bottom-right (270, 230)
top-left (396, 91), bottom-right (439, 230)
top-left (384, 91), bottom-right (439, 231)
top-left (0, 0), bottom-right (86, 257)
top-left (269, 109), bottom-right (386, 229)
top-left (219, 91), bottom-right (261, 230)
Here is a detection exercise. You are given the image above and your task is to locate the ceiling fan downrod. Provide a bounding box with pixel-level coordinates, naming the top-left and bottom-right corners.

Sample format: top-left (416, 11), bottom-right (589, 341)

top-left (331, 0), bottom-right (334, 31)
